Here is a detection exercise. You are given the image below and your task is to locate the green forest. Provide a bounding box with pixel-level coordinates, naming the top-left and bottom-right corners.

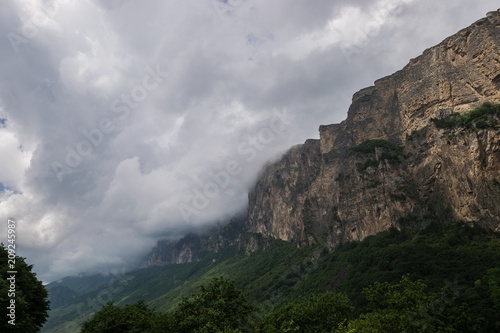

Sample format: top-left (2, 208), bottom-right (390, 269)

top-left (46, 222), bottom-right (500, 333)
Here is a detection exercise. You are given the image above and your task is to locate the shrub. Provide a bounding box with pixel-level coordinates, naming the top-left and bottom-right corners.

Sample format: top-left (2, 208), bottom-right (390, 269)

top-left (262, 292), bottom-right (353, 333)
top-left (352, 140), bottom-right (405, 172)
top-left (431, 103), bottom-right (499, 130)
top-left (352, 140), bottom-right (397, 154)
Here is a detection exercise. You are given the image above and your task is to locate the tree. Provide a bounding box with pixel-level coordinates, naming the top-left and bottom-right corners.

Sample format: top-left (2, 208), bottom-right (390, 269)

top-left (347, 275), bottom-right (433, 332)
top-left (170, 277), bottom-right (254, 333)
top-left (79, 277), bottom-right (252, 333)
top-left (0, 244), bottom-right (50, 332)
top-left (342, 274), bottom-right (500, 333)
top-left (80, 301), bottom-right (157, 333)
top-left (262, 292), bottom-right (353, 333)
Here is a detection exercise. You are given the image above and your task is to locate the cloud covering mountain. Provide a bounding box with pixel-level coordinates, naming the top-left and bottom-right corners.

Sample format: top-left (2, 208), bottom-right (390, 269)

top-left (0, 0), bottom-right (497, 282)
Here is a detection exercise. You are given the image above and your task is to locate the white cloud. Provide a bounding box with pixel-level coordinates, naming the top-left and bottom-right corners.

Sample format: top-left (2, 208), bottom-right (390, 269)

top-left (0, 130), bottom-right (31, 189)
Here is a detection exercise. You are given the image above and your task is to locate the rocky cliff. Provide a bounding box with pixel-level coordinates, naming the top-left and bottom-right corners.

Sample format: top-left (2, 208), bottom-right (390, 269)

top-left (246, 9), bottom-right (500, 247)
top-left (142, 216), bottom-right (249, 266)
top-left (144, 10), bottom-right (500, 265)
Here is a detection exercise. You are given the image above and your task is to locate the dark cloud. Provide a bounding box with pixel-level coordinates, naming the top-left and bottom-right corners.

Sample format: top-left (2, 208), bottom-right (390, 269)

top-left (0, 0), bottom-right (497, 282)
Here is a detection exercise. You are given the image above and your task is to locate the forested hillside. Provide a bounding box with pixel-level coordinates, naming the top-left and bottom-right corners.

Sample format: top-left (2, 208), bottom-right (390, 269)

top-left (44, 222), bottom-right (500, 332)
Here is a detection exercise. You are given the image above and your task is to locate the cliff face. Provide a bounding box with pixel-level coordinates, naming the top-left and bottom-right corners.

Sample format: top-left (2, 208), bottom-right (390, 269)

top-left (144, 10), bottom-right (500, 266)
top-left (141, 216), bottom-right (248, 266)
top-left (246, 10), bottom-right (500, 247)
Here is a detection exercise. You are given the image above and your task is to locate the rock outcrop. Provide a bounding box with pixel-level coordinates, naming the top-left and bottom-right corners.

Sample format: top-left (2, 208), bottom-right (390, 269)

top-left (141, 216), bottom-right (248, 266)
top-left (246, 9), bottom-right (500, 247)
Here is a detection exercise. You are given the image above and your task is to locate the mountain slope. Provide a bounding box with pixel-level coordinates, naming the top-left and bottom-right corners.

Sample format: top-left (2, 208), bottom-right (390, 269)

top-left (43, 223), bottom-right (500, 332)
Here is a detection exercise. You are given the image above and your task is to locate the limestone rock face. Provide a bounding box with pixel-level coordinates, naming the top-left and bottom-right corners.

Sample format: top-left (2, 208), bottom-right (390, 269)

top-left (246, 10), bottom-right (500, 246)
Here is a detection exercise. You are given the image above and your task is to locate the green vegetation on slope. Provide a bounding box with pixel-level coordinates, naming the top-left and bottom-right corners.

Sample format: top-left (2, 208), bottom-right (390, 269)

top-left (352, 139), bottom-right (401, 155)
top-left (261, 291), bottom-right (353, 332)
top-left (431, 102), bottom-right (500, 130)
top-left (80, 271), bottom-right (500, 332)
top-left (43, 223), bottom-right (500, 332)
top-left (42, 248), bottom-right (241, 332)
top-left (350, 139), bottom-right (405, 172)
top-left (80, 301), bottom-right (156, 333)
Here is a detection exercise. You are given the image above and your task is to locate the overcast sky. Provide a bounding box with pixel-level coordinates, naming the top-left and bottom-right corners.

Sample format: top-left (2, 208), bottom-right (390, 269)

top-left (0, 0), bottom-right (497, 283)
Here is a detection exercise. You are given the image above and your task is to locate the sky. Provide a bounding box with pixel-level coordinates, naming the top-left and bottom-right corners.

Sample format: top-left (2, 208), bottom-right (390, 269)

top-left (0, 0), bottom-right (497, 283)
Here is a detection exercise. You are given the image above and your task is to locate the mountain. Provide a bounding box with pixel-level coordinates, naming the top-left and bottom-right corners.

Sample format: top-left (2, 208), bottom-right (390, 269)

top-left (246, 9), bottom-right (500, 245)
top-left (144, 8), bottom-right (500, 265)
top-left (42, 9), bottom-right (500, 333)
top-left (141, 216), bottom-right (248, 267)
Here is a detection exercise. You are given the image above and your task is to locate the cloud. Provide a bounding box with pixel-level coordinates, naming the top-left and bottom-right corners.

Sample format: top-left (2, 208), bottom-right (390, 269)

top-left (0, 128), bottom-right (31, 189)
top-left (0, 0), bottom-right (497, 282)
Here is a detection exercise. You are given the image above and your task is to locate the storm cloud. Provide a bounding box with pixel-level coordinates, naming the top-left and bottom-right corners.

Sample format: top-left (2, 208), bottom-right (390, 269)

top-left (0, 0), bottom-right (497, 282)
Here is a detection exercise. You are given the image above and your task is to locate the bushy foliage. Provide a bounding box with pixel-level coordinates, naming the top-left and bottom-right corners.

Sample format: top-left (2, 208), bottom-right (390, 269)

top-left (80, 301), bottom-right (157, 333)
top-left (0, 244), bottom-right (50, 333)
top-left (81, 277), bottom-right (253, 333)
top-left (345, 275), bottom-right (431, 333)
top-left (351, 139), bottom-right (399, 154)
top-left (261, 292), bottom-right (353, 333)
top-left (169, 277), bottom-right (253, 332)
top-left (351, 139), bottom-right (405, 172)
top-left (308, 223), bottom-right (500, 313)
top-left (344, 273), bottom-right (500, 333)
top-left (431, 102), bottom-right (500, 130)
